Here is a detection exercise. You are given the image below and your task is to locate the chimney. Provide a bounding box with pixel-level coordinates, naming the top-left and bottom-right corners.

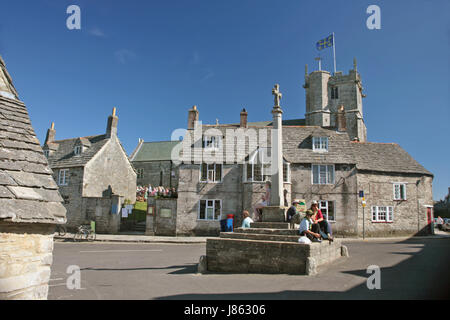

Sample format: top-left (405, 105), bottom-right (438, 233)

top-left (106, 107), bottom-right (118, 138)
top-left (337, 105), bottom-right (347, 132)
top-left (240, 108), bottom-right (248, 128)
top-left (187, 105), bottom-right (199, 129)
top-left (44, 122), bottom-right (56, 145)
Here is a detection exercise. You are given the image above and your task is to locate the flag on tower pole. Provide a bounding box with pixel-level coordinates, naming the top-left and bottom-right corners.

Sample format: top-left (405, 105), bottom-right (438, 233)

top-left (316, 33), bottom-right (337, 74)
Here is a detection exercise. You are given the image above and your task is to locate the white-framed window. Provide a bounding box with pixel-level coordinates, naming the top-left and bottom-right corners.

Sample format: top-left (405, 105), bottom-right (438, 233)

top-left (319, 200), bottom-right (335, 222)
top-left (312, 164), bottom-right (335, 185)
top-left (74, 146), bottom-right (82, 155)
top-left (58, 169), bottom-right (69, 186)
top-left (137, 168), bottom-right (144, 179)
top-left (372, 206), bottom-right (394, 222)
top-left (312, 137), bottom-right (329, 152)
top-left (198, 199), bottom-right (222, 221)
top-left (200, 163), bottom-right (222, 182)
top-left (244, 148), bottom-right (290, 183)
top-left (393, 183), bottom-right (407, 200)
top-left (203, 136), bottom-right (221, 150)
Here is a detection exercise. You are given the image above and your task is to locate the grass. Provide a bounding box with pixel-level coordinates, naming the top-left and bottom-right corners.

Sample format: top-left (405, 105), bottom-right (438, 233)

top-left (126, 201), bottom-right (147, 222)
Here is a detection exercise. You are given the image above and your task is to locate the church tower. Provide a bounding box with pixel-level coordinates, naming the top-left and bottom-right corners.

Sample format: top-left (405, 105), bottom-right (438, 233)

top-left (303, 58), bottom-right (367, 142)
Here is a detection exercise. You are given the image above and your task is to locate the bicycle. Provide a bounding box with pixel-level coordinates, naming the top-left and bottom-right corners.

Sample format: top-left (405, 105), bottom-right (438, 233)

top-left (55, 224), bottom-right (67, 236)
top-left (73, 224), bottom-right (96, 241)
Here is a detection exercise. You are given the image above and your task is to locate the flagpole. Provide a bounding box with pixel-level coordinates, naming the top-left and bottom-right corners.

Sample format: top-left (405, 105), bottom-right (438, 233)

top-left (333, 32), bottom-right (337, 74)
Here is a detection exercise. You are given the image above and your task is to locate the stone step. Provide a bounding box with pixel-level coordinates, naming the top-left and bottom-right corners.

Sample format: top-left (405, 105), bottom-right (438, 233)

top-left (250, 222), bottom-right (290, 229)
top-left (220, 232), bottom-right (300, 243)
top-left (235, 227), bottom-right (299, 236)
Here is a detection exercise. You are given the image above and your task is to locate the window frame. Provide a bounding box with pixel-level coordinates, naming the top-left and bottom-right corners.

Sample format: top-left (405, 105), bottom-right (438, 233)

top-left (58, 169), bottom-right (69, 186)
top-left (393, 183), bottom-right (407, 201)
top-left (197, 199), bottom-right (222, 221)
top-left (311, 164), bottom-right (335, 185)
top-left (319, 200), bottom-right (336, 222)
top-left (203, 135), bottom-right (221, 150)
top-left (371, 206), bottom-right (394, 223)
top-left (74, 145), bottom-right (82, 155)
top-left (199, 163), bottom-right (222, 183)
top-left (137, 168), bottom-right (145, 179)
top-left (312, 137), bottom-right (329, 152)
top-left (330, 87), bottom-right (339, 100)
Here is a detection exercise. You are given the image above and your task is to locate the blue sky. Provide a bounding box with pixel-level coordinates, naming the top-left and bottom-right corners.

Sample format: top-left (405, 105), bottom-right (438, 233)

top-left (1, 0), bottom-right (448, 200)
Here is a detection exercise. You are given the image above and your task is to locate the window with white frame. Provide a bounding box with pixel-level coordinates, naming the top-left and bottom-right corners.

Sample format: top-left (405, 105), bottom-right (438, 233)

top-left (74, 145), bottom-right (82, 155)
top-left (137, 168), bottom-right (144, 179)
top-left (319, 200), bottom-right (335, 222)
top-left (372, 206), bottom-right (393, 222)
top-left (200, 163), bottom-right (222, 182)
top-left (198, 199), bottom-right (222, 220)
top-left (58, 169), bottom-right (69, 186)
top-left (244, 148), bottom-right (290, 183)
top-left (203, 136), bottom-right (221, 150)
top-left (393, 183), bottom-right (407, 200)
top-left (312, 137), bottom-right (329, 152)
top-left (312, 164), bottom-right (335, 184)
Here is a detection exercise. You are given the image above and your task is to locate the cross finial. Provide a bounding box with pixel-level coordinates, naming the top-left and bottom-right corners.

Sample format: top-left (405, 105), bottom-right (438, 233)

top-left (272, 84), bottom-right (282, 108)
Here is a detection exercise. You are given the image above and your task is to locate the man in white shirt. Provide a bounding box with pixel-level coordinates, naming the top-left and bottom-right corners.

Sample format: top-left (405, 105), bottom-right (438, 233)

top-left (299, 210), bottom-right (322, 242)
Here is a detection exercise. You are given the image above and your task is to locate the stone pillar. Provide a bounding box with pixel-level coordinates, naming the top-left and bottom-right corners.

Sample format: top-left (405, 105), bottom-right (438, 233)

top-left (270, 106), bottom-right (283, 206)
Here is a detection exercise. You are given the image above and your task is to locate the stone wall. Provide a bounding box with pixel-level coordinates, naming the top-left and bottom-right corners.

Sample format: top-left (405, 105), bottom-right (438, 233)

top-left (82, 195), bottom-right (122, 234)
top-left (356, 172), bottom-right (433, 237)
top-left (206, 237), bottom-right (342, 274)
top-left (52, 166), bottom-right (84, 229)
top-left (154, 198), bottom-right (177, 236)
top-left (83, 136), bottom-right (136, 203)
top-left (0, 222), bottom-right (54, 300)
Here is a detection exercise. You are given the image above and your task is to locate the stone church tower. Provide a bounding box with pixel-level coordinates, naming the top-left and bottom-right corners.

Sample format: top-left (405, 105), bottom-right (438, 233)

top-left (303, 58), bottom-right (367, 142)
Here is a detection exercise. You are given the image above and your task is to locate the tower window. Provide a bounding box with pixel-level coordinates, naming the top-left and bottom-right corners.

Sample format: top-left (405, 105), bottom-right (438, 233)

top-left (331, 87), bottom-right (339, 100)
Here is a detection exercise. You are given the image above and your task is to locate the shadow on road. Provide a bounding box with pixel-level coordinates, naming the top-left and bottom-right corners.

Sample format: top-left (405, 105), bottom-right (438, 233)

top-left (81, 263), bottom-right (198, 275)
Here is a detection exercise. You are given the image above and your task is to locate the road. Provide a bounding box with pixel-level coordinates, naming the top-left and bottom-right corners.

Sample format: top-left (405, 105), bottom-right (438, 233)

top-left (48, 237), bottom-right (450, 300)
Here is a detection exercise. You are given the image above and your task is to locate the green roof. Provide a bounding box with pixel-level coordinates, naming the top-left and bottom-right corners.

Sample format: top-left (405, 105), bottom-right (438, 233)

top-left (132, 141), bottom-right (180, 162)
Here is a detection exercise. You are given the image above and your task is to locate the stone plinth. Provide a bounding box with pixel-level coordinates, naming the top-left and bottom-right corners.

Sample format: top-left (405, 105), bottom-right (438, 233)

top-left (262, 206), bottom-right (287, 222)
top-left (205, 236), bottom-right (343, 275)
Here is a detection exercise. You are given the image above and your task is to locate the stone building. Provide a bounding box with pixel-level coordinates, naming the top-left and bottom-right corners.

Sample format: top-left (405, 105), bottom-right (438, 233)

top-left (134, 59), bottom-right (434, 237)
top-left (43, 108), bottom-right (136, 233)
top-left (0, 56), bottom-right (66, 299)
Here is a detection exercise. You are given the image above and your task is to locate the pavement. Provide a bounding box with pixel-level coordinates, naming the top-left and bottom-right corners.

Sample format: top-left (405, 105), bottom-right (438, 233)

top-left (48, 236), bottom-right (450, 300)
top-left (54, 229), bottom-right (450, 244)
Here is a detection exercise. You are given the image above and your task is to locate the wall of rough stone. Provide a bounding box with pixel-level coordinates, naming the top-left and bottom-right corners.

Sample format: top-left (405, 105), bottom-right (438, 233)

top-left (154, 198), bottom-right (177, 236)
top-left (290, 163), bottom-right (359, 236)
top-left (52, 166), bottom-right (84, 229)
top-left (356, 172), bottom-right (433, 237)
top-left (0, 222), bottom-right (54, 300)
top-left (83, 136), bottom-right (136, 203)
top-left (82, 195), bottom-right (122, 234)
top-left (133, 161), bottom-right (179, 189)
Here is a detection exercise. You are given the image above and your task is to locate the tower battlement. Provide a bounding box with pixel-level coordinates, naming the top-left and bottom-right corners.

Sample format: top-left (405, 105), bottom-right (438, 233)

top-left (304, 58), bottom-right (367, 142)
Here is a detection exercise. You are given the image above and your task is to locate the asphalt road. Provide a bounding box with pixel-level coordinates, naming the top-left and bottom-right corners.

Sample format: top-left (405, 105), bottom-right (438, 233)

top-left (48, 238), bottom-right (450, 300)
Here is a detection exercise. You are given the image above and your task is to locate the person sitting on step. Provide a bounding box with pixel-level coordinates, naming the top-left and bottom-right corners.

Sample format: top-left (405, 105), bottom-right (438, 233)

top-left (299, 210), bottom-right (322, 243)
top-left (311, 200), bottom-right (334, 242)
top-left (241, 210), bottom-right (254, 229)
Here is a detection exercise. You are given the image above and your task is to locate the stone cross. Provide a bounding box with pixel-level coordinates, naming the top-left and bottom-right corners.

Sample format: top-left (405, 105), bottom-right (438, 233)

top-left (272, 84), bottom-right (282, 108)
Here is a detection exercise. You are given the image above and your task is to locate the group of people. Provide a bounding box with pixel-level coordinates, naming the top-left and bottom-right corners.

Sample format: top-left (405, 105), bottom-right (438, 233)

top-left (136, 185), bottom-right (178, 201)
top-left (244, 196), bottom-right (334, 243)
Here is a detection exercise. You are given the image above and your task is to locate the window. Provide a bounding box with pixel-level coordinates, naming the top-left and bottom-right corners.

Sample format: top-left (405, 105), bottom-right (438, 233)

top-left (203, 136), bottom-right (221, 150)
top-left (44, 150), bottom-right (49, 158)
top-left (393, 183), bottom-right (407, 200)
top-left (198, 199), bottom-right (222, 221)
top-left (312, 137), bottom-right (329, 152)
top-left (372, 206), bottom-right (393, 222)
top-left (200, 163), bottom-right (222, 182)
top-left (137, 168), bottom-right (144, 179)
top-left (245, 148), bottom-right (290, 183)
top-left (331, 87), bottom-right (339, 100)
top-left (74, 146), bottom-right (82, 155)
top-left (58, 169), bottom-right (69, 186)
top-left (319, 200), bottom-right (335, 222)
top-left (312, 165), bottom-right (335, 184)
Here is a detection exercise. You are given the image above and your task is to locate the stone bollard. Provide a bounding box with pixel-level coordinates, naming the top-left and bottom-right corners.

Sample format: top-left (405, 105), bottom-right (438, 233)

top-left (341, 245), bottom-right (349, 257)
top-left (197, 255), bottom-right (208, 274)
top-left (305, 257), bottom-right (317, 276)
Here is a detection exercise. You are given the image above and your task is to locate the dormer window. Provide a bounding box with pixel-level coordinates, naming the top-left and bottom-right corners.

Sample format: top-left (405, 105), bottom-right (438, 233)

top-left (74, 146), bottom-right (82, 155)
top-left (203, 135), bottom-right (221, 150)
top-left (43, 149), bottom-right (50, 158)
top-left (312, 137), bottom-right (329, 152)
